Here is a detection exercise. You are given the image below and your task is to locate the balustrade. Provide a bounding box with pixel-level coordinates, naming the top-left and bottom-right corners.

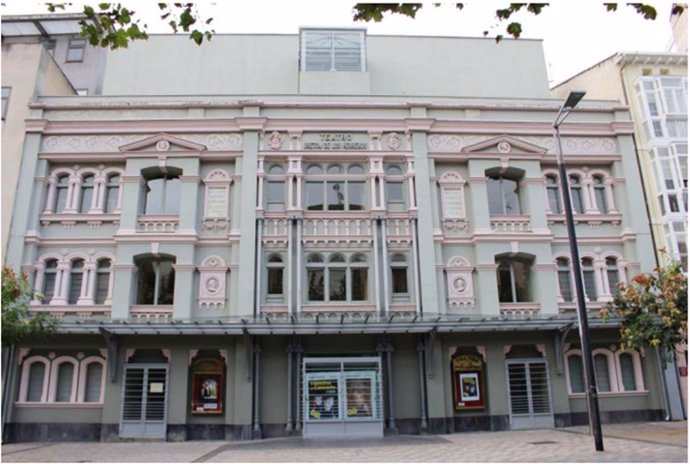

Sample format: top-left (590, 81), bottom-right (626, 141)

top-left (490, 216), bottom-right (531, 233)
top-left (137, 215), bottom-right (179, 233)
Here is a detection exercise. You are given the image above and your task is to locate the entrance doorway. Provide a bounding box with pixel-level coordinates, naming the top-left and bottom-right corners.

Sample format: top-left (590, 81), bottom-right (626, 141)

top-left (120, 364), bottom-right (169, 438)
top-left (302, 357), bottom-right (383, 438)
top-left (505, 359), bottom-right (554, 430)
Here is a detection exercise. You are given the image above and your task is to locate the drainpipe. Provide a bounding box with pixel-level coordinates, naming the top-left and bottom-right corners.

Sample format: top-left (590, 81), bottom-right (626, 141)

top-left (411, 218), bottom-right (422, 315)
top-left (656, 346), bottom-right (672, 421)
top-left (1, 345), bottom-right (16, 442)
top-left (253, 343), bottom-right (262, 437)
top-left (254, 219), bottom-right (263, 318)
top-left (416, 338), bottom-right (428, 432)
top-left (285, 342), bottom-right (293, 433)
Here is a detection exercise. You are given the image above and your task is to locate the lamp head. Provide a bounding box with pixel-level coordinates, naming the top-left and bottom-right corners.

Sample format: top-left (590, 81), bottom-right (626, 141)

top-left (563, 91), bottom-right (586, 111)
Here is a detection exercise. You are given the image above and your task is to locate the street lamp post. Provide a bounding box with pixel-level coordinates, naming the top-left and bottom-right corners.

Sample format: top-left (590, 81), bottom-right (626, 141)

top-left (553, 90), bottom-right (604, 452)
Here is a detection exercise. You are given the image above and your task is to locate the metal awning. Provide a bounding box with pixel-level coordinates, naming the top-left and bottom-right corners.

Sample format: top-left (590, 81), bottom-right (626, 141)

top-left (53, 313), bottom-right (622, 336)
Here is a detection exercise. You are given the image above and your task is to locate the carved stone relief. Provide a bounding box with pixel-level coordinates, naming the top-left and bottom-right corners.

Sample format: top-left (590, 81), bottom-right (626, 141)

top-left (198, 255), bottom-right (228, 310)
top-left (427, 134), bottom-right (617, 155)
top-left (41, 133), bottom-right (242, 152)
top-left (446, 256), bottom-right (475, 308)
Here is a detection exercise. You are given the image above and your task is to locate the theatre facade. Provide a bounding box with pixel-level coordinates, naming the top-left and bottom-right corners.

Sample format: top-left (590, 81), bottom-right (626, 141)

top-left (2, 30), bottom-right (671, 442)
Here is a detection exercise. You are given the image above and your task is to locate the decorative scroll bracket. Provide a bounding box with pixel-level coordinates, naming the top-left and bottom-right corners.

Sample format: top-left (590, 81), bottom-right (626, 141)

top-left (99, 327), bottom-right (118, 382)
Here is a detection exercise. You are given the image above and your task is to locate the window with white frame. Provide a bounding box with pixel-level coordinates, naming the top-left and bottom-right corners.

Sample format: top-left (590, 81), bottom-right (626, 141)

top-left (34, 255), bottom-right (114, 307)
top-left (565, 348), bottom-right (645, 395)
top-left (266, 253), bottom-right (284, 299)
top-left (568, 174), bottom-right (584, 214)
top-left (304, 163), bottom-right (367, 211)
top-left (18, 354), bottom-right (106, 404)
top-left (592, 175), bottom-right (609, 213)
top-left (390, 253), bottom-right (409, 296)
top-left (495, 254), bottom-right (532, 303)
top-left (266, 165), bottom-right (286, 211)
top-left (581, 257), bottom-right (598, 301)
top-left (67, 259), bottom-right (85, 305)
top-left (606, 257), bottom-right (621, 297)
top-left (306, 252), bottom-right (368, 303)
top-left (66, 37), bottom-right (86, 62)
top-left (143, 169), bottom-right (181, 215)
top-left (636, 76), bottom-right (688, 141)
top-left (45, 168), bottom-right (124, 216)
top-left (135, 255), bottom-right (175, 305)
top-left (487, 168), bottom-right (523, 215)
top-left (546, 174), bottom-right (562, 213)
top-left (556, 257), bottom-right (573, 302)
top-left (301, 29), bottom-right (366, 72)
top-left (385, 165), bottom-right (406, 211)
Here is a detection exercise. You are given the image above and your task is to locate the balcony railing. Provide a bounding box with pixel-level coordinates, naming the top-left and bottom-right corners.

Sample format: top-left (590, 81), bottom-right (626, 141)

top-left (490, 215), bottom-right (531, 233)
top-left (137, 215), bottom-right (179, 233)
top-left (130, 306), bottom-right (173, 321)
top-left (500, 302), bottom-right (540, 317)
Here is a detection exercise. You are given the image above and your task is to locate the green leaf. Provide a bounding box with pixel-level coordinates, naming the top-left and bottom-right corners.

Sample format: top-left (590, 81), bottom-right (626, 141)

top-left (506, 22), bottom-right (522, 38)
top-left (190, 29), bottom-right (203, 45)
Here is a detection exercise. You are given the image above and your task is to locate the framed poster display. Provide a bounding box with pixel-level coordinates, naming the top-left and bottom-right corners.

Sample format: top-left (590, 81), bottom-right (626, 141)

top-left (305, 373), bottom-right (340, 420)
top-left (451, 353), bottom-right (485, 410)
top-left (191, 358), bottom-right (224, 415)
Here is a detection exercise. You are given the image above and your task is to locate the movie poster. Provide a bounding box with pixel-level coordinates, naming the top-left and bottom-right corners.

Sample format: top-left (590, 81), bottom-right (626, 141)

top-left (346, 378), bottom-right (373, 418)
top-left (307, 378), bottom-right (339, 420)
top-left (460, 373), bottom-right (480, 402)
top-left (191, 358), bottom-right (224, 415)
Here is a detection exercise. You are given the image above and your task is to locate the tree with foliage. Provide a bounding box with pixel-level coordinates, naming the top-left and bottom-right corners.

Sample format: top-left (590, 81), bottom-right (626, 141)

top-left (602, 256), bottom-right (687, 366)
top-left (44, 2), bottom-right (685, 49)
top-left (1, 266), bottom-right (59, 347)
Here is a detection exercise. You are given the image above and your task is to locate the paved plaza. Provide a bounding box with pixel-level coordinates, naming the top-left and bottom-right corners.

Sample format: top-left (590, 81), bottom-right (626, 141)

top-left (1, 421), bottom-right (687, 462)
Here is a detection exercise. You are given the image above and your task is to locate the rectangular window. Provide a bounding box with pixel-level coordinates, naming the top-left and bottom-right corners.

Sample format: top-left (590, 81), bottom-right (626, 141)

top-left (84, 363), bottom-right (103, 402)
top-left (327, 181), bottom-right (345, 211)
top-left (267, 268), bottom-right (283, 295)
top-left (266, 181), bottom-right (285, 211)
top-left (386, 182), bottom-right (404, 211)
top-left (43, 273), bottom-right (57, 305)
top-left (391, 268), bottom-right (408, 294)
top-left (56, 363), bottom-right (74, 402)
top-left (593, 355), bottom-right (611, 392)
top-left (66, 37), bottom-right (86, 62)
top-left (558, 270), bottom-right (572, 302)
top-left (1, 87), bottom-right (10, 120)
top-left (351, 268), bottom-right (367, 301)
top-left (301, 30), bottom-right (365, 72)
top-left (307, 269), bottom-right (324, 301)
top-left (583, 269), bottom-right (597, 301)
top-left (27, 363), bottom-right (46, 402)
top-left (95, 272), bottom-right (110, 305)
top-left (306, 182), bottom-right (324, 211)
top-left (329, 269), bottom-right (347, 301)
top-left (348, 181), bottom-right (365, 210)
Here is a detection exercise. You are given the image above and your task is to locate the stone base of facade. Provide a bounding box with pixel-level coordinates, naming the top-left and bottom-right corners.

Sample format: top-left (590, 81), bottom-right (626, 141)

top-left (554, 409), bottom-right (665, 427)
top-left (2, 410), bottom-right (666, 443)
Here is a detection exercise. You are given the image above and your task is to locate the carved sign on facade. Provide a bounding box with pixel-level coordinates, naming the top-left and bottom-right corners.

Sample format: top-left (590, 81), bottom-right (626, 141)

top-left (446, 256), bottom-right (475, 308)
top-left (302, 133), bottom-right (369, 150)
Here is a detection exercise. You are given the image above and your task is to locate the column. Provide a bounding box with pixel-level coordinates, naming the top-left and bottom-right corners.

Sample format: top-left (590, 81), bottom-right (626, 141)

top-left (285, 342), bottom-right (294, 433)
top-left (467, 161), bottom-right (492, 233)
top-left (474, 260), bottom-right (500, 315)
top-left (254, 218), bottom-right (263, 318)
top-left (43, 178), bottom-right (56, 214)
top-left (166, 346), bottom-right (188, 441)
top-left (178, 169), bottom-right (200, 232)
top-left (582, 177), bottom-right (597, 214)
top-left (416, 338), bottom-right (428, 432)
top-left (65, 175), bottom-right (80, 213)
top-left (91, 174), bottom-right (106, 212)
top-left (381, 219), bottom-right (390, 315)
top-left (252, 342), bottom-right (262, 438)
top-left (78, 262), bottom-right (95, 305)
top-left (522, 177), bottom-right (550, 233)
top-left (294, 342), bottom-right (303, 432)
top-left (532, 262), bottom-right (559, 315)
top-left (110, 262), bottom-right (135, 320)
top-left (52, 262), bottom-right (69, 305)
top-left (172, 264), bottom-right (195, 320)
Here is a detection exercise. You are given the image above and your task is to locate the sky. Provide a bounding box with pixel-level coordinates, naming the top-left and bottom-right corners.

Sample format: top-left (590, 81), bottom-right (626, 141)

top-left (1, 1), bottom-right (681, 85)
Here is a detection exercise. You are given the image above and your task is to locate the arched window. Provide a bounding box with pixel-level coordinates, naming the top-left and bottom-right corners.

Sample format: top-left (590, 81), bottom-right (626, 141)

top-left (143, 168), bottom-right (181, 215)
top-left (55, 362), bottom-right (75, 402)
top-left (95, 259), bottom-right (112, 305)
top-left (390, 253), bottom-right (408, 295)
top-left (566, 353), bottom-right (585, 394)
top-left (267, 254), bottom-right (284, 296)
top-left (306, 253), bottom-right (369, 303)
top-left (618, 352), bottom-right (637, 391)
top-left (350, 253), bottom-right (368, 301)
top-left (268, 165), bottom-right (285, 175)
top-left (546, 175), bottom-right (562, 213)
top-left (592, 175), bottom-right (608, 213)
top-left (496, 254), bottom-right (532, 303)
top-left (79, 175), bottom-right (95, 213)
top-left (54, 174), bottom-right (70, 213)
top-left (487, 170), bottom-right (521, 215)
top-left (305, 164), bottom-right (366, 211)
top-left (556, 258), bottom-right (573, 302)
top-left (79, 358), bottom-right (105, 403)
top-left (569, 174), bottom-right (584, 214)
top-left (307, 253), bottom-right (325, 301)
top-left (348, 165), bottom-right (365, 175)
top-left (104, 174), bottom-right (120, 213)
top-left (581, 258), bottom-right (597, 301)
top-left (135, 255), bottom-right (176, 305)
top-left (42, 259), bottom-right (58, 305)
top-left (68, 259), bottom-right (85, 305)
top-left (327, 164), bottom-right (343, 175)
top-left (26, 360), bottom-right (48, 402)
top-left (593, 351), bottom-right (613, 393)
top-left (385, 165), bottom-right (403, 176)
top-left (606, 257), bottom-right (620, 297)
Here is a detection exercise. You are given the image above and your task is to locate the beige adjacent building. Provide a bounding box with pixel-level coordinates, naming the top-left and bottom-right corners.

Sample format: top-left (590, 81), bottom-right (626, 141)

top-left (1, 39), bottom-right (76, 258)
top-left (552, 53), bottom-right (688, 415)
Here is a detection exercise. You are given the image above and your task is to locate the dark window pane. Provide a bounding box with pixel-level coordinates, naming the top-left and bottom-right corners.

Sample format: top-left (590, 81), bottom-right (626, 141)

top-left (327, 181), bottom-right (345, 210)
top-left (558, 270), bottom-right (572, 302)
top-left (594, 186), bottom-right (608, 213)
top-left (392, 268), bottom-right (408, 294)
top-left (594, 355), bottom-right (611, 392)
top-left (56, 363), bottom-right (74, 402)
top-left (27, 363), bottom-right (45, 401)
top-left (348, 181), bottom-right (365, 210)
top-left (386, 182), bottom-right (403, 202)
top-left (306, 182), bottom-right (323, 210)
top-left (267, 268), bottom-right (283, 295)
top-left (502, 178), bottom-right (520, 214)
top-left (68, 271), bottom-right (83, 305)
top-left (329, 269), bottom-right (346, 300)
top-left (487, 178), bottom-right (503, 215)
top-left (42, 261), bottom-right (57, 304)
top-left (570, 185), bottom-right (583, 213)
top-left (308, 269), bottom-right (324, 301)
top-left (79, 176), bottom-right (94, 213)
top-left (351, 268), bottom-right (367, 300)
top-left (497, 265), bottom-right (513, 302)
top-left (136, 259), bottom-right (156, 304)
top-left (105, 186), bottom-right (119, 213)
top-left (85, 363), bottom-right (103, 402)
top-left (548, 187), bottom-right (561, 213)
top-left (512, 260), bottom-right (530, 302)
top-left (266, 181), bottom-right (285, 207)
top-left (55, 182), bottom-right (69, 213)
top-left (95, 271), bottom-right (110, 304)
top-left (158, 260), bottom-right (175, 305)
top-left (567, 355), bottom-right (585, 393)
top-left (619, 353), bottom-right (637, 391)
